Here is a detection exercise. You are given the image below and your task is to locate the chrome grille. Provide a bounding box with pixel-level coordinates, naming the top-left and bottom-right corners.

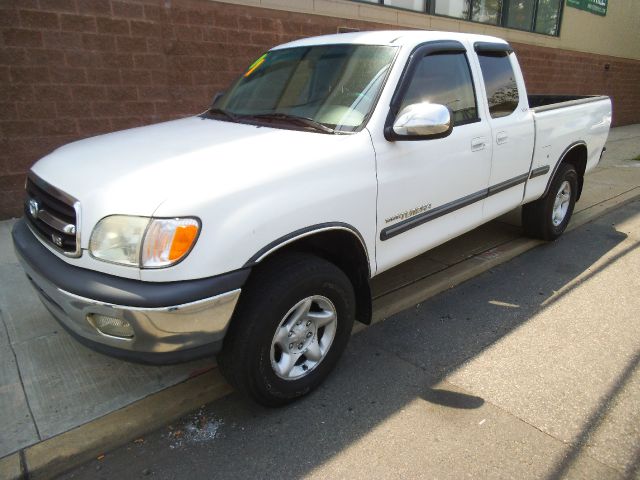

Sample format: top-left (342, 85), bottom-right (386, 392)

top-left (24, 174), bottom-right (81, 257)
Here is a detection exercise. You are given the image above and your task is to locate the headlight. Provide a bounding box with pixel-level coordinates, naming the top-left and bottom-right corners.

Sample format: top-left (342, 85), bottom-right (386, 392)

top-left (89, 215), bottom-right (148, 266)
top-left (89, 215), bottom-right (200, 268)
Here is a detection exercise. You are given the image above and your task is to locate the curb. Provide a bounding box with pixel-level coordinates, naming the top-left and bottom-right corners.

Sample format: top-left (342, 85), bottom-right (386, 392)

top-left (0, 453), bottom-right (21, 480)
top-left (3, 187), bottom-right (639, 480)
top-left (5, 370), bottom-right (232, 480)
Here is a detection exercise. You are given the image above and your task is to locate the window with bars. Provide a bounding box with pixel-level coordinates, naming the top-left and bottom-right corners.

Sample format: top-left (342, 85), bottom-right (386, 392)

top-left (354, 0), bottom-right (564, 36)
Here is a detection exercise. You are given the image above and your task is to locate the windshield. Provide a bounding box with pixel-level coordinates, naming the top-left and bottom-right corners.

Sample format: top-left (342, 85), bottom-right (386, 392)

top-left (215, 44), bottom-right (397, 133)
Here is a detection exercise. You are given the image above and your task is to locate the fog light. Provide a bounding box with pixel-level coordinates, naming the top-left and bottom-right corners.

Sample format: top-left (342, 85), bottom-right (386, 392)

top-left (88, 314), bottom-right (134, 339)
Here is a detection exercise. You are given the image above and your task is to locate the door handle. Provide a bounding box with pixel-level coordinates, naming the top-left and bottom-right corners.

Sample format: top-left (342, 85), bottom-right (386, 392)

top-left (471, 137), bottom-right (486, 151)
top-left (496, 132), bottom-right (508, 145)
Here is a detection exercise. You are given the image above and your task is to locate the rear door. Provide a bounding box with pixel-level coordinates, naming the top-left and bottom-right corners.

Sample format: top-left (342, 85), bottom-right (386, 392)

top-left (473, 44), bottom-right (535, 220)
top-left (373, 41), bottom-right (493, 273)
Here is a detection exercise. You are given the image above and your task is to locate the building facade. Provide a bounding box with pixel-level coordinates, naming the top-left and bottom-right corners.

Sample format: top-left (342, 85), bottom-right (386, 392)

top-left (1, 0), bottom-right (638, 219)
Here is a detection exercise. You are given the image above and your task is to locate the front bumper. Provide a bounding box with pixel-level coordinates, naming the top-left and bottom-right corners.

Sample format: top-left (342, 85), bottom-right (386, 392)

top-left (12, 219), bottom-right (249, 364)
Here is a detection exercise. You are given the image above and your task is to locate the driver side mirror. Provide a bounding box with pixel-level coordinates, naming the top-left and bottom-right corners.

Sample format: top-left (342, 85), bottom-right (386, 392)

top-left (386, 102), bottom-right (453, 141)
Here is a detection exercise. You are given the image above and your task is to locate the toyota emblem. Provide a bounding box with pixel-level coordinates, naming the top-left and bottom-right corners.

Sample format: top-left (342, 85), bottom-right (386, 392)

top-left (28, 198), bottom-right (40, 219)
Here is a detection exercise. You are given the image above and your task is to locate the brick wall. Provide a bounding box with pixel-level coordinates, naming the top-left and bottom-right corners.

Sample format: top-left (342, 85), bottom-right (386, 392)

top-left (514, 43), bottom-right (640, 128)
top-left (1, 0), bottom-right (639, 219)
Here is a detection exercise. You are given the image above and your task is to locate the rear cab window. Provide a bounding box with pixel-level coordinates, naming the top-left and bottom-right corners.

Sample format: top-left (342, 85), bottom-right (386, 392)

top-left (477, 51), bottom-right (520, 118)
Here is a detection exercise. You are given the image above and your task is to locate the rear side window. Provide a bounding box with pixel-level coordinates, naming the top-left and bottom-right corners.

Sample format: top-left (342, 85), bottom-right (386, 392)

top-left (399, 52), bottom-right (478, 126)
top-left (477, 53), bottom-right (519, 118)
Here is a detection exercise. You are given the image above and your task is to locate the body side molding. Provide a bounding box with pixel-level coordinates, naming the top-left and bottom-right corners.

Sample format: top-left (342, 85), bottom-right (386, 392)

top-left (381, 190), bottom-right (486, 241)
top-left (529, 165), bottom-right (550, 179)
top-left (381, 172), bottom-right (530, 241)
top-left (487, 173), bottom-right (530, 196)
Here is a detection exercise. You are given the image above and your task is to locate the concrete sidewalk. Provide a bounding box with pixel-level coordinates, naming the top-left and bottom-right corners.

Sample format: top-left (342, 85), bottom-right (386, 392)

top-left (1, 124), bottom-right (639, 478)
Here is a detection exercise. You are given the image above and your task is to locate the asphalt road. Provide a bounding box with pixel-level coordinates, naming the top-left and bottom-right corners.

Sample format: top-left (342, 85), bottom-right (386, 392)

top-left (61, 200), bottom-right (640, 480)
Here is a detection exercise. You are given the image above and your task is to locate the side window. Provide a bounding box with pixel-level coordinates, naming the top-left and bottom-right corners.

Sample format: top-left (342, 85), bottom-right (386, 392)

top-left (477, 53), bottom-right (519, 118)
top-left (399, 53), bottom-right (478, 126)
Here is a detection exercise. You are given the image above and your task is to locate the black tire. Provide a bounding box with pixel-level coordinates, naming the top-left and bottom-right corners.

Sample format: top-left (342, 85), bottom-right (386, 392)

top-left (522, 163), bottom-right (578, 241)
top-left (217, 252), bottom-right (356, 407)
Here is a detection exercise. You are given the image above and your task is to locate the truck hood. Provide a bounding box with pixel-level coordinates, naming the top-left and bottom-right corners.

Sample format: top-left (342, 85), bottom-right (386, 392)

top-left (31, 116), bottom-right (354, 238)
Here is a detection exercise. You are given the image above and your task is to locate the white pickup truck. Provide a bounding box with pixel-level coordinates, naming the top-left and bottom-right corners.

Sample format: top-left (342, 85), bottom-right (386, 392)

top-left (13, 30), bottom-right (611, 405)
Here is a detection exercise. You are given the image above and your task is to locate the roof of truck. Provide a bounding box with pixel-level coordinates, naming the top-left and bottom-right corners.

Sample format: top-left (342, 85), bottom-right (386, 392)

top-left (272, 30), bottom-right (510, 50)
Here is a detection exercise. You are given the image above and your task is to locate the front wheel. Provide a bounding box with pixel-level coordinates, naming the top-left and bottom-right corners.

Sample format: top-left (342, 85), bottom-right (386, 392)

top-left (522, 163), bottom-right (578, 241)
top-left (217, 252), bottom-right (356, 406)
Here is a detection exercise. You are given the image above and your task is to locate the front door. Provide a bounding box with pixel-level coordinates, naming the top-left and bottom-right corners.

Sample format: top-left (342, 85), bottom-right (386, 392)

top-left (373, 46), bottom-right (493, 273)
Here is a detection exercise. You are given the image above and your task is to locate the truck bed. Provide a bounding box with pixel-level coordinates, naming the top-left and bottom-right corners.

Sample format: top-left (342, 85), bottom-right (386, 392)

top-left (528, 94), bottom-right (610, 113)
top-left (522, 94), bottom-right (611, 204)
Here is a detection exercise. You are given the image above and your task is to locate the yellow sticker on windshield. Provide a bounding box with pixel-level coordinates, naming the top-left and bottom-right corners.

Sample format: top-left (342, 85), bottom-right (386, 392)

top-left (244, 53), bottom-right (267, 78)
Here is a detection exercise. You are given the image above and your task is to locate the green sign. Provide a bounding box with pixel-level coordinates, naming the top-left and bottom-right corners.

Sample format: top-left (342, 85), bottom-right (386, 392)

top-left (566, 0), bottom-right (608, 16)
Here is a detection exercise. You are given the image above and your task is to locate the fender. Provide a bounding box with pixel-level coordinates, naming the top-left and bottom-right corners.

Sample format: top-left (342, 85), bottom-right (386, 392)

top-left (542, 141), bottom-right (587, 198)
top-left (244, 222), bottom-right (370, 276)
top-left (243, 222), bottom-right (373, 326)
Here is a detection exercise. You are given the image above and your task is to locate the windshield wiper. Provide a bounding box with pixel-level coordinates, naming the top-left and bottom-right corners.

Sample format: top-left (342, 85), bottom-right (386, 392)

top-left (245, 113), bottom-right (335, 134)
top-left (206, 107), bottom-right (240, 123)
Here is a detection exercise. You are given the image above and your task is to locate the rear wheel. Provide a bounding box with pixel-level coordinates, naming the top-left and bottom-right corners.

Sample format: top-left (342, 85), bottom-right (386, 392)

top-left (217, 252), bottom-right (355, 406)
top-left (522, 163), bottom-right (578, 241)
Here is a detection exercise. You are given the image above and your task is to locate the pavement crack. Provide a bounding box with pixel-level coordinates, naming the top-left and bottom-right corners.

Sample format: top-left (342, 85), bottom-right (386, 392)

top-left (0, 309), bottom-right (42, 441)
top-left (19, 449), bottom-right (30, 480)
top-left (11, 332), bottom-right (59, 348)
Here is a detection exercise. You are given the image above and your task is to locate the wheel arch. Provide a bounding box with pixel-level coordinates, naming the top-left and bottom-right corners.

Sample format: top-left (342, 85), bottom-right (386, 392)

top-left (544, 142), bottom-right (588, 201)
top-left (244, 223), bottom-right (373, 325)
